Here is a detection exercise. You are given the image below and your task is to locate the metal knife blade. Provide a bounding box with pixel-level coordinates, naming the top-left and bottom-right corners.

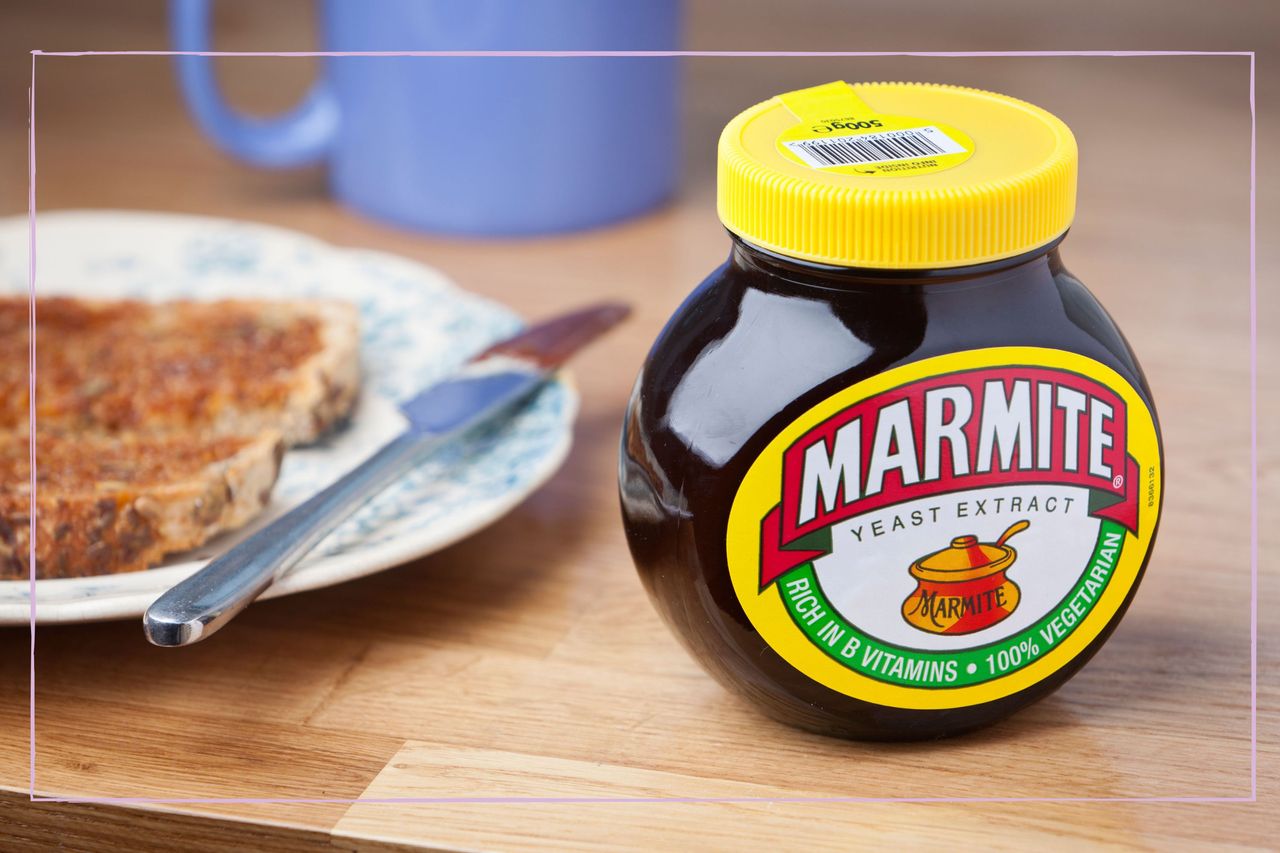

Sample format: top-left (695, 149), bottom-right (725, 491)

top-left (143, 301), bottom-right (629, 647)
top-left (399, 301), bottom-right (629, 435)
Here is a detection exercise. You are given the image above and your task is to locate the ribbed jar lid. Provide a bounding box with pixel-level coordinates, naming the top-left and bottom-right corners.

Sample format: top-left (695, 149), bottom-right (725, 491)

top-left (716, 80), bottom-right (1078, 270)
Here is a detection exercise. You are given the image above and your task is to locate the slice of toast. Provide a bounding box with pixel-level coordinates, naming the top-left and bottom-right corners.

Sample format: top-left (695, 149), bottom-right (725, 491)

top-left (0, 295), bottom-right (362, 580)
top-left (0, 296), bottom-right (360, 446)
top-left (0, 429), bottom-right (284, 580)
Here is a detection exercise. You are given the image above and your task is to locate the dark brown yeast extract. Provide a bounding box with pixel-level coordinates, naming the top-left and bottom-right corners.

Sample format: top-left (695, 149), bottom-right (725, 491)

top-left (618, 235), bottom-right (1163, 740)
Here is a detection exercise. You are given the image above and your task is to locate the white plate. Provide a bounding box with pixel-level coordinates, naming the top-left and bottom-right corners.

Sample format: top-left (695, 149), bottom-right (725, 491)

top-left (0, 210), bottom-right (577, 624)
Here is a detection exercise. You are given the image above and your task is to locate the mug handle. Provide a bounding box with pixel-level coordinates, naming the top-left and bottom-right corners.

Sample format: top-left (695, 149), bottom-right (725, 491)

top-left (169, 0), bottom-right (339, 168)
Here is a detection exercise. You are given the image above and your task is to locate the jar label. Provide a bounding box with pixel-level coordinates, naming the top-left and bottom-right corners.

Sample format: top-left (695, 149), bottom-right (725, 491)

top-left (775, 81), bottom-right (975, 178)
top-left (725, 347), bottom-right (1162, 710)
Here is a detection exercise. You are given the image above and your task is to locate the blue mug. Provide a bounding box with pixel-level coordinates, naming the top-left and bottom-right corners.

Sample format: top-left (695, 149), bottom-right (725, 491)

top-left (170, 0), bottom-right (682, 235)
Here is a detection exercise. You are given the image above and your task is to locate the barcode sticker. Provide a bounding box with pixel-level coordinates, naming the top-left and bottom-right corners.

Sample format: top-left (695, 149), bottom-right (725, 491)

top-left (783, 126), bottom-right (968, 169)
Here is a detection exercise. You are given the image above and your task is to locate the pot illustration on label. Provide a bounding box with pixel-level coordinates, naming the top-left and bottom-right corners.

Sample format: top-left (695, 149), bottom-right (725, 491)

top-left (902, 520), bottom-right (1030, 635)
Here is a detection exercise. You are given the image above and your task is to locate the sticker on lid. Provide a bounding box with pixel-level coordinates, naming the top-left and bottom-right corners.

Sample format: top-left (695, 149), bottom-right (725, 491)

top-left (775, 81), bottom-right (975, 177)
top-left (725, 347), bottom-right (1163, 710)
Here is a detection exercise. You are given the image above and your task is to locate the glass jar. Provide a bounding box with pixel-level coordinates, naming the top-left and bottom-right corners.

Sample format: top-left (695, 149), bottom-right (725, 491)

top-left (619, 81), bottom-right (1164, 740)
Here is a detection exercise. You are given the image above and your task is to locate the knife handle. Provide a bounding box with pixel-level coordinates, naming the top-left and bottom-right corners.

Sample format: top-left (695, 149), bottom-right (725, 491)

top-left (143, 430), bottom-right (433, 646)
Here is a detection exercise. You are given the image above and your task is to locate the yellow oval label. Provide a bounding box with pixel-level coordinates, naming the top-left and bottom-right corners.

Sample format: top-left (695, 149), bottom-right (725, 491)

top-left (725, 347), bottom-right (1162, 710)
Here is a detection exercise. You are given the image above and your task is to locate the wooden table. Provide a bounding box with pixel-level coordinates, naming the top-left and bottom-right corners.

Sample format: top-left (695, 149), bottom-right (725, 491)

top-left (1, 2), bottom-right (1275, 849)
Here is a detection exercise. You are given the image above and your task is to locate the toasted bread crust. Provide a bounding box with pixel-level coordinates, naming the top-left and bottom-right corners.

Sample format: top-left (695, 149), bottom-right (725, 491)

top-left (0, 431), bottom-right (284, 580)
top-left (244, 299), bottom-right (361, 445)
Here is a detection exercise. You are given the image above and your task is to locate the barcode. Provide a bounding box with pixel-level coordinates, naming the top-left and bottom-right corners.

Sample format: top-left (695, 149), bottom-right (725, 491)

top-left (784, 126), bottom-right (966, 169)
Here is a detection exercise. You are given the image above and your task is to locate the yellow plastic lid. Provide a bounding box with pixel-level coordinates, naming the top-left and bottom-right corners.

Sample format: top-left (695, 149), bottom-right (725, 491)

top-left (716, 81), bottom-right (1078, 270)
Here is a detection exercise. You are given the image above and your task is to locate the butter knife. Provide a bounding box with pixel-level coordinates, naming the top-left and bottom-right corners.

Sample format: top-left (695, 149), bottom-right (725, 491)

top-left (143, 302), bottom-right (629, 647)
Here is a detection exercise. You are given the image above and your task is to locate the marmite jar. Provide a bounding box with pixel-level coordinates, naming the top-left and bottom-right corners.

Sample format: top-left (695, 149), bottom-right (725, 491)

top-left (619, 81), bottom-right (1164, 741)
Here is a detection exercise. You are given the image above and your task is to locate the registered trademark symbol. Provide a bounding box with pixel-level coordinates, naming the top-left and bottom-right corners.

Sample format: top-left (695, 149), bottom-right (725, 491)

top-left (1113, 474), bottom-right (1125, 489)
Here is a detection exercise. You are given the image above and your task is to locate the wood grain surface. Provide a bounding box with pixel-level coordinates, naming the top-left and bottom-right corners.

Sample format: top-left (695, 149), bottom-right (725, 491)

top-left (0, 1), bottom-right (1276, 850)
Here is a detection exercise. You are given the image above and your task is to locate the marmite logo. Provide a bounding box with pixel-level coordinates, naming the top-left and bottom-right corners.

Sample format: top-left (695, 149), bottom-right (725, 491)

top-left (902, 521), bottom-right (1029, 635)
